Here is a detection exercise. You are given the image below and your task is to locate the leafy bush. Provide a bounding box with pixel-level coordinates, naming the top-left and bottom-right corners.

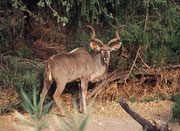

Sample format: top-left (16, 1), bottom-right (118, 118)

top-left (17, 46), bottom-right (34, 58)
top-left (170, 93), bottom-right (180, 122)
top-left (0, 54), bottom-right (43, 113)
top-left (0, 55), bottom-right (43, 90)
top-left (1, 0), bottom-right (179, 69)
top-left (0, 1), bottom-right (26, 51)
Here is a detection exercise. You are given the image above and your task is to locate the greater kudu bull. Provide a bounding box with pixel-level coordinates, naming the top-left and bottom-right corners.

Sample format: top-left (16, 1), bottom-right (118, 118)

top-left (40, 25), bottom-right (122, 115)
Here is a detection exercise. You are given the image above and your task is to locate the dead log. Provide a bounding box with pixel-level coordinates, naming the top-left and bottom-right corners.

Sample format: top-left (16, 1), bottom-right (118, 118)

top-left (118, 98), bottom-right (170, 131)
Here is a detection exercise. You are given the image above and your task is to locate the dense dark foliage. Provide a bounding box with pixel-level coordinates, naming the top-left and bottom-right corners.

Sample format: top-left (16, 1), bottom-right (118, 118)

top-left (0, 0), bottom-right (179, 67)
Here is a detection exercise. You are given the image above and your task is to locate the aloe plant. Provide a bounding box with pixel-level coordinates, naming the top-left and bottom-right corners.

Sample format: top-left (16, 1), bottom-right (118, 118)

top-left (16, 85), bottom-right (53, 131)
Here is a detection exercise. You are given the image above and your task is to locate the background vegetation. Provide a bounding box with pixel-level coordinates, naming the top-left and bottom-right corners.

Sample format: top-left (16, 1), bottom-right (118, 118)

top-left (0, 0), bottom-right (179, 120)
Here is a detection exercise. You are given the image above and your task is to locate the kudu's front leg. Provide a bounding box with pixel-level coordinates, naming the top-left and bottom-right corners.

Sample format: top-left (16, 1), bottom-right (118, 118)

top-left (78, 83), bottom-right (83, 113)
top-left (80, 79), bottom-right (88, 115)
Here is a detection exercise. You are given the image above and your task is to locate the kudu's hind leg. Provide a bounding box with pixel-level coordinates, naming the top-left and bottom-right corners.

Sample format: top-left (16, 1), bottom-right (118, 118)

top-left (40, 62), bottom-right (53, 113)
top-left (40, 80), bottom-right (52, 114)
top-left (53, 82), bottom-right (66, 116)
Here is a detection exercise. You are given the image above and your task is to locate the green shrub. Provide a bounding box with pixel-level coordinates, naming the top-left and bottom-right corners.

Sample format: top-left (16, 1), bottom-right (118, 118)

top-left (0, 54), bottom-right (44, 113)
top-left (171, 93), bottom-right (180, 122)
top-left (0, 3), bottom-right (25, 51)
top-left (0, 101), bottom-right (16, 115)
top-left (17, 46), bottom-right (34, 59)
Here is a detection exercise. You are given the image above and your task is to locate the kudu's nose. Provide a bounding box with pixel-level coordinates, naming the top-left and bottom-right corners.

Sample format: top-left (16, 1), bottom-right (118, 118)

top-left (103, 57), bottom-right (108, 63)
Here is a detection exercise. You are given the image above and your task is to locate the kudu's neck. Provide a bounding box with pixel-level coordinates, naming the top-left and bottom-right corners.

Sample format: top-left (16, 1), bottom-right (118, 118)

top-left (93, 52), bottom-right (109, 68)
top-left (90, 53), bottom-right (109, 82)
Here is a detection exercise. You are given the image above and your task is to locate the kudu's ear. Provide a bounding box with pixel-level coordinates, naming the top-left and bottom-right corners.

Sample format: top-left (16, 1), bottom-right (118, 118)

top-left (110, 42), bottom-right (122, 51)
top-left (90, 42), bottom-right (100, 51)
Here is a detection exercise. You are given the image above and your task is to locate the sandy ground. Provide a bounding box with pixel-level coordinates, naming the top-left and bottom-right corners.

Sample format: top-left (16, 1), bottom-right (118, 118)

top-left (0, 100), bottom-right (180, 131)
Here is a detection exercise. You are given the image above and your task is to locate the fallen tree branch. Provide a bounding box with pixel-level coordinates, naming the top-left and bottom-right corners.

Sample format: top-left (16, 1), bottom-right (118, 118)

top-left (87, 70), bottom-right (128, 100)
top-left (87, 65), bottom-right (180, 100)
top-left (118, 97), bottom-right (170, 131)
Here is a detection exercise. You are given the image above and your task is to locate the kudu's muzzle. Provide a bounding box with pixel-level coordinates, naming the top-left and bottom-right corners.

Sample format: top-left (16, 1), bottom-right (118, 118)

top-left (101, 51), bottom-right (110, 64)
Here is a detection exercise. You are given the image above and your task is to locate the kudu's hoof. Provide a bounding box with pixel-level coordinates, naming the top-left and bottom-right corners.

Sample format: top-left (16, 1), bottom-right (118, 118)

top-left (79, 111), bottom-right (88, 116)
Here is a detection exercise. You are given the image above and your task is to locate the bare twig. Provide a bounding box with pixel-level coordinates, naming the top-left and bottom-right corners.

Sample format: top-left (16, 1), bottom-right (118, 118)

top-left (138, 53), bottom-right (150, 68)
top-left (126, 11), bottom-right (137, 25)
top-left (171, 0), bottom-right (177, 6)
top-left (124, 47), bottom-right (140, 84)
top-left (144, 0), bottom-right (149, 33)
top-left (123, 0), bottom-right (149, 84)
top-left (15, 0), bottom-right (32, 15)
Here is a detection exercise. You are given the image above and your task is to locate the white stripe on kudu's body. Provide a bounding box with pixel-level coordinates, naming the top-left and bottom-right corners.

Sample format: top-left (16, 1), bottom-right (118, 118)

top-left (40, 25), bottom-right (122, 116)
top-left (69, 48), bottom-right (80, 53)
